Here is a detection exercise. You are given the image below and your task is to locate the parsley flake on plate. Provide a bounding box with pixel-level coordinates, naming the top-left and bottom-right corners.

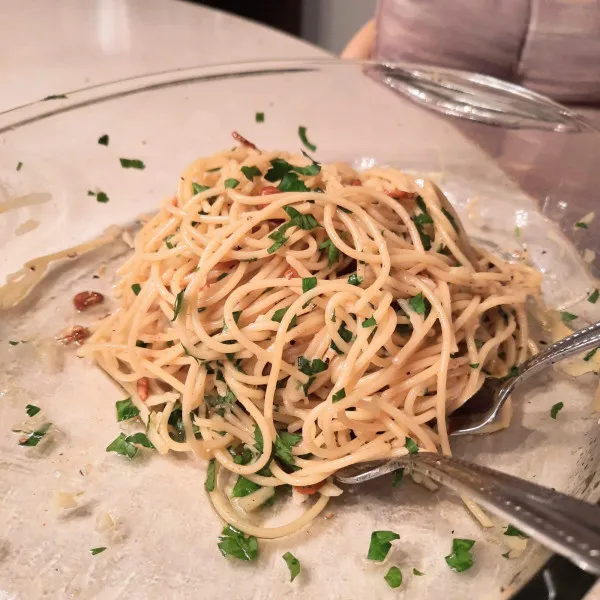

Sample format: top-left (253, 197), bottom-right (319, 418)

top-left (362, 316), bottom-right (376, 328)
top-left (445, 538), bottom-right (475, 572)
top-left (232, 476), bottom-right (261, 497)
top-left (43, 94), bottom-right (68, 100)
top-left (171, 290), bottom-right (185, 321)
top-left (274, 431), bottom-right (302, 466)
top-left (367, 530), bottom-right (400, 561)
top-left (16, 161), bottom-right (23, 171)
top-left (90, 547), bottom-right (107, 556)
top-left (405, 436), bottom-right (419, 454)
top-left (575, 221), bottom-right (588, 229)
top-left (318, 238), bottom-right (339, 267)
top-left (302, 276), bottom-right (317, 294)
top-left (115, 397), bottom-right (139, 421)
top-left (348, 273), bottom-right (363, 286)
top-left (106, 433), bottom-right (138, 459)
top-left (218, 524), bottom-right (259, 561)
top-left (588, 289), bottom-right (599, 304)
top-left (255, 112), bottom-right (264, 123)
top-left (282, 552), bottom-right (301, 581)
top-left (25, 404), bottom-right (41, 417)
top-left (224, 178), bottom-right (239, 188)
top-left (504, 524), bottom-right (528, 538)
top-left (409, 292), bottom-right (428, 315)
top-left (18, 423), bottom-right (51, 447)
top-left (561, 311), bottom-right (577, 323)
top-left (384, 566), bottom-right (402, 588)
top-left (131, 283), bottom-right (141, 295)
top-left (127, 432), bottom-right (155, 448)
top-left (88, 190), bottom-right (109, 203)
top-left (192, 182), bottom-right (210, 195)
top-left (332, 388), bottom-right (346, 403)
top-left (298, 126), bottom-right (317, 152)
top-left (98, 134), bottom-right (109, 146)
top-left (205, 458), bottom-right (216, 492)
top-left (584, 348), bottom-right (598, 362)
top-left (413, 568), bottom-right (424, 576)
top-left (550, 402), bottom-right (564, 419)
top-left (119, 158), bottom-right (145, 170)
top-left (241, 166), bottom-right (261, 180)
top-left (392, 468), bottom-right (404, 488)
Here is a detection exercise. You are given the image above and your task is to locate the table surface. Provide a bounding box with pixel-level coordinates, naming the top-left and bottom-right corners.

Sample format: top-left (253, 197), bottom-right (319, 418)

top-left (0, 0), bottom-right (326, 113)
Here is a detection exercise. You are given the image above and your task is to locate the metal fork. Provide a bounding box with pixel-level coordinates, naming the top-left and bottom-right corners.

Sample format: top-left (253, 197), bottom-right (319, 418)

top-left (336, 453), bottom-right (600, 575)
top-left (448, 319), bottom-right (600, 435)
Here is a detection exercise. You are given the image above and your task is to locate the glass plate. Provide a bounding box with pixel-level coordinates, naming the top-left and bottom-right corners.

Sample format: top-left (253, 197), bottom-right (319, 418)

top-left (1, 59), bottom-right (600, 600)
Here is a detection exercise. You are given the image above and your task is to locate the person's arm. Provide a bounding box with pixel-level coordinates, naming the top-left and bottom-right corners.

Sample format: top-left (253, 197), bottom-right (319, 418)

top-left (341, 19), bottom-right (376, 59)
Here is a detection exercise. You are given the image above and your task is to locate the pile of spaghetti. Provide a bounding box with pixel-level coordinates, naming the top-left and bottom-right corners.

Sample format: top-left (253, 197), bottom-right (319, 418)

top-left (83, 134), bottom-right (541, 539)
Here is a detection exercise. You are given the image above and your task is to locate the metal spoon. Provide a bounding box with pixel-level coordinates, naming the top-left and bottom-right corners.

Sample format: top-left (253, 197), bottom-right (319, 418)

top-left (336, 452), bottom-right (600, 575)
top-left (448, 319), bottom-right (600, 436)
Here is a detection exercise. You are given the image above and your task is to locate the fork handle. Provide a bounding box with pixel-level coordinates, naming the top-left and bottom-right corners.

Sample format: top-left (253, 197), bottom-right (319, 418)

top-left (412, 453), bottom-right (600, 574)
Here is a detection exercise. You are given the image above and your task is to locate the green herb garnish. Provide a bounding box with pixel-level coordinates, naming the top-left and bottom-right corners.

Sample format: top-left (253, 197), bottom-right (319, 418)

top-left (409, 292), bottom-right (427, 315)
top-left (550, 402), bottom-right (564, 419)
top-left (119, 158), bottom-right (145, 170)
top-left (126, 432), bottom-right (155, 448)
top-left (282, 552), bottom-right (300, 581)
top-left (384, 566), bottom-right (402, 589)
top-left (232, 476), bottom-right (261, 497)
top-left (575, 221), bottom-right (588, 229)
top-left (362, 316), bottom-right (376, 328)
top-left (164, 234), bottom-right (176, 249)
top-left (367, 530), bottom-right (400, 561)
top-left (272, 307), bottom-right (297, 330)
top-left (332, 388), bottom-right (346, 403)
top-left (43, 94), bottom-right (67, 100)
top-left (16, 161), bottom-right (23, 171)
top-left (106, 433), bottom-right (138, 458)
top-left (413, 568), bottom-right (424, 576)
top-left (298, 126), bottom-right (317, 152)
top-left (255, 112), bottom-right (265, 123)
top-left (445, 538), bottom-right (475, 572)
top-left (469, 363), bottom-right (480, 369)
top-left (504, 524), bottom-right (528, 538)
top-left (561, 311), bottom-right (577, 323)
top-left (278, 172), bottom-right (309, 192)
top-left (241, 166), bottom-right (262, 180)
top-left (218, 524), bottom-right (259, 561)
top-left (18, 423), bottom-right (51, 446)
top-left (131, 283), bottom-right (141, 296)
top-left (441, 207), bottom-right (459, 232)
top-left (90, 547), bottom-right (107, 556)
top-left (330, 322), bottom-right (353, 355)
top-left (172, 290), bottom-right (184, 321)
top-left (348, 273), bottom-right (363, 286)
top-left (405, 437), bottom-right (419, 454)
top-left (274, 431), bottom-right (302, 466)
top-left (116, 397), bottom-right (140, 422)
top-left (318, 239), bottom-right (339, 267)
top-left (224, 178), bottom-right (239, 189)
top-left (98, 134), bottom-right (109, 146)
top-left (392, 468), bottom-right (404, 488)
top-left (588, 289), bottom-right (599, 304)
top-left (192, 182), bottom-right (210, 195)
top-left (302, 276), bottom-right (317, 295)
top-left (25, 404), bottom-right (40, 417)
top-left (267, 205), bottom-right (320, 253)
top-left (584, 348), bottom-right (598, 361)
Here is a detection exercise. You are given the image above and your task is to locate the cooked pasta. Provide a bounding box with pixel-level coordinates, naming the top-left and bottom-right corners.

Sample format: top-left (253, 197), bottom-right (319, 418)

top-left (81, 134), bottom-right (541, 539)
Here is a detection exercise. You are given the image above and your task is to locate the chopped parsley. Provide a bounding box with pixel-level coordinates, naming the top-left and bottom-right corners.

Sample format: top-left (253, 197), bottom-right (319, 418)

top-left (469, 363), bottom-right (480, 369)
top-left (98, 134), bottom-right (109, 146)
top-left (274, 431), bottom-right (302, 466)
top-left (413, 211), bottom-right (434, 250)
top-left (116, 397), bottom-right (140, 421)
top-left (384, 566), bottom-right (402, 589)
top-left (550, 402), bottom-right (564, 419)
top-left (367, 530), bottom-right (400, 561)
top-left (267, 206), bottom-right (320, 253)
top-left (16, 161), bottom-right (23, 171)
top-left (43, 94), bottom-right (67, 100)
top-left (172, 290), bottom-right (185, 321)
top-left (575, 221), bottom-right (588, 229)
top-left (332, 388), bottom-right (346, 403)
top-left (302, 276), bottom-right (317, 295)
top-left (206, 388), bottom-right (237, 409)
top-left (88, 190), bottom-right (109, 203)
top-left (282, 552), bottom-right (300, 582)
top-left (216, 272), bottom-right (229, 282)
top-left (105, 433), bottom-right (138, 459)
top-left (265, 157), bottom-right (320, 181)
top-left (18, 423), bottom-right (51, 446)
top-left (131, 283), bottom-right (141, 295)
top-left (330, 322), bottom-right (353, 355)
top-left (241, 166), bottom-right (262, 180)
top-left (126, 432), bottom-right (155, 448)
top-left (348, 273), bottom-right (363, 286)
top-left (255, 112), bottom-right (264, 123)
top-left (278, 172), bottom-right (309, 192)
top-left (25, 404), bottom-right (41, 417)
top-left (441, 207), bottom-right (459, 232)
top-left (504, 524), bottom-right (528, 538)
top-left (392, 468), bottom-right (404, 488)
top-left (445, 538), bottom-right (475, 572)
top-left (90, 547), bottom-right (107, 556)
top-left (405, 436), bottom-right (419, 454)
top-left (272, 307), bottom-right (297, 330)
top-left (318, 238), bottom-right (339, 267)
top-left (507, 365), bottom-right (519, 378)
top-left (119, 158), bottom-right (145, 170)
top-left (588, 289), bottom-right (599, 304)
top-left (413, 568), bottom-right (424, 576)
top-left (502, 551), bottom-right (511, 559)
top-left (584, 348), bottom-right (598, 361)
top-left (232, 476), bottom-right (261, 497)
top-left (192, 182), bottom-right (210, 195)
top-left (298, 126), bottom-right (317, 152)
top-left (218, 524), bottom-right (259, 561)
top-left (561, 311), bottom-right (577, 323)
top-left (298, 356), bottom-right (329, 393)
top-left (224, 178), bottom-right (239, 189)
top-left (164, 234), bottom-right (176, 249)
top-left (363, 316), bottom-right (376, 328)
top-left (409, 292), bottom-right (428, 315)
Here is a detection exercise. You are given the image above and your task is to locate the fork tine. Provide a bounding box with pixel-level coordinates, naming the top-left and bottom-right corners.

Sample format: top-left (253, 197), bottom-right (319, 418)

top-left (335, 458), bottom-right (408, 485)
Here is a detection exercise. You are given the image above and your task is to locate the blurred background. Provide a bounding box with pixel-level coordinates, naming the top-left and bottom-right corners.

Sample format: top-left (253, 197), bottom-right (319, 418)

top-left (192, 0), bottom-right (377, 54)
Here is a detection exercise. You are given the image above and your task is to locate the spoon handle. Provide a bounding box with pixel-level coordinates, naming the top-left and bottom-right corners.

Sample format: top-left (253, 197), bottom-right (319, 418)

top-left (414, 453), bottom-right (600, 574)
top-left (336, 453), bottom-right (600, 574)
